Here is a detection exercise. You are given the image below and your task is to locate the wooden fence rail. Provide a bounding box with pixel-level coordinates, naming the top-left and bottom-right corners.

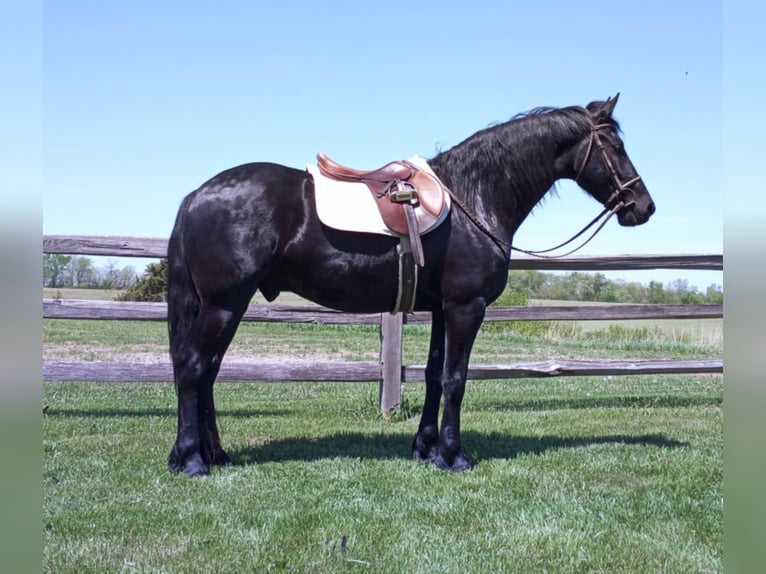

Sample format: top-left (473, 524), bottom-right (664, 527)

top-left (43, 234), bottom-right (723, 271)
top-left (43, 359), bottom-right (724, 384)
top-left (43, 235), bottom-right (723, 411)
top-left (43, 299), bottom-right (723, 324)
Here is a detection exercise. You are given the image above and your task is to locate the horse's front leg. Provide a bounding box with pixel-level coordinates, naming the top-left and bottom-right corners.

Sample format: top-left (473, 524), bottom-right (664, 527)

top-left (434, 298), bottom-right (486, 471)
top-left (412, 308), bottom-right (446, 463)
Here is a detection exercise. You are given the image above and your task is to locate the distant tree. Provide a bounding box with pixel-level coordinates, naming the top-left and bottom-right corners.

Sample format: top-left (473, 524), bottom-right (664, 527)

top-left (507, 270), bottom-right (546, 297)
top-left (502, 269), bottom-right (720, 304)
top-left (569, 272), bottom-right (598, 301)
top-left (43, 254), bottom-right (71, 287)
top-left (543, 273), bottom-right (571, 300)
top-left (679, 290), bottom-right (704, 304)
top-left (116, 266), bottom-right (138, 289)
top-left (116, 260), bottom-right (167, 302)
top-left (623, 281), bottom-right (647, 303)
top-left (670, 278), bottom-right (690, 293)
top-left (601, 282), bottom-right (620, 303)
top-left (647, 280), bottom-right (667, 304)
top-left (584, 272), bottom-right (610, 301)
top-left (492, 281), bottom-right (528, 306)
top-left (69, 256), bottom-right (98, 287)
top-left (98, 260), bottom-right (120, 289)
top-left (98, 261), bottom-right (137, 289)
top-left (704, 284), bottom-right (724, 304)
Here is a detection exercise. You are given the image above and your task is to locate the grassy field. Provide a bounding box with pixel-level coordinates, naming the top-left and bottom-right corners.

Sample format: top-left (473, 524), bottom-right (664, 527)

top-left (43, 318), bottom-right (723, 366)
top-left (43, 310), bottom-right (722, 572)
top-left (526, 299), bottom-right (723, 345)
top-left (43, 287), bottom-right (125, 301)
top-left (43, 288), bottom-right (722, 349)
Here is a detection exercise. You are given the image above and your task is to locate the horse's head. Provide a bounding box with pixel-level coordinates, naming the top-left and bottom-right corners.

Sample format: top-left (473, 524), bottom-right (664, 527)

top-left (575, 94), bottom-right (655, 226)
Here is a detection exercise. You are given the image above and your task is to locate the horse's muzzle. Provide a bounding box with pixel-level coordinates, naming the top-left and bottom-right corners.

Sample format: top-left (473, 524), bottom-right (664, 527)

top-left (617, 199), bottom-right (655, 226)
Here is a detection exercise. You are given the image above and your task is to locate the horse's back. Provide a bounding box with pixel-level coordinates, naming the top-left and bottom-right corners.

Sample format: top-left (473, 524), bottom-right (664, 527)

top-left (184, 162), bottom-right (306, 212)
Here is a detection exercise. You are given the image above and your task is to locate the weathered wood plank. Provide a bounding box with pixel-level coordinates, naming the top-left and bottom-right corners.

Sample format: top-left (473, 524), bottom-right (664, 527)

top-left (379, 312), bottom-right (404, 411)
top-left (43, 234), bottom-right (722, 271)
top-left (42, 299), bottom-right (384, 324)
top-left (43, 299), bottom-right (168, 320)
top-left (43, 299), bottom-right (723, 323)
top-left (43, 235), bottom-right (168, 258)
top-left (43, 360), bottom-right (382, 383)
top-left (406, 359), bottom-right (724, 381)
top-left (407, 304), bottom-right (723, 323)
top-left (43, 358), bottom-right (723, 383)
top-left (474, 358), bottom-right (724, 377)
top-left (510, 253), bottom-right (723, 271)
top-left (242, 305), bottom-right (381, 325)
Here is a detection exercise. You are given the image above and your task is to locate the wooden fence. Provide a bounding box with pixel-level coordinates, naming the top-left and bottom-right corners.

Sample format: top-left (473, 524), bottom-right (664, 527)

top-left (43, 235), bottom-right (723, 410)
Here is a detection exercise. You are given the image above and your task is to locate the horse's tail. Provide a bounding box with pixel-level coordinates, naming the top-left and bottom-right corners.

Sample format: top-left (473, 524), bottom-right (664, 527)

top-left (166, 195), bottom-right (199, 374)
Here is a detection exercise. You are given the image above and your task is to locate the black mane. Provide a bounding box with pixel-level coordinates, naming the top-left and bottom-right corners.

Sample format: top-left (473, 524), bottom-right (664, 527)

top-left (428, 105), bottom-right (597, 225)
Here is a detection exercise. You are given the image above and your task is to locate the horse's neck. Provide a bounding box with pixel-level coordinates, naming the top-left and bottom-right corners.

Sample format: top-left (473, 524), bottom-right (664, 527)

top-left (433, 115), bottom-right (585, 240)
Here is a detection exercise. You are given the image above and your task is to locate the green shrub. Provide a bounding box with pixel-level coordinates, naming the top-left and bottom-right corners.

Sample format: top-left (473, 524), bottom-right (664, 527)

top-left (115, 259), bottom-right (167, 302)
top-left (491, 287), bottom-right (528, 307)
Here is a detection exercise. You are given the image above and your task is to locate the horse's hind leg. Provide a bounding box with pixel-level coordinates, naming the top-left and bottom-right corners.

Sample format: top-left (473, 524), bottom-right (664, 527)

top-left (168, 302), bottom-right (245, 476)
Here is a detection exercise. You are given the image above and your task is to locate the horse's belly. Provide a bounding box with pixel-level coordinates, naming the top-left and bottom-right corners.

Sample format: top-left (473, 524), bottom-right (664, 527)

top-left (282, 268), bottom-right (400, 313)
top-left (267, 244), bottom-right (403, 313)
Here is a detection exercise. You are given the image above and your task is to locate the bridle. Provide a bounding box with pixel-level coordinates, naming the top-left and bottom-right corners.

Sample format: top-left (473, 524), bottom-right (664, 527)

top-left (446, 117), bottom-right (644, 259)
top-left (512, 120), bottom-right (643, 258)
top-left (575, 122), bottom-right (641, 213)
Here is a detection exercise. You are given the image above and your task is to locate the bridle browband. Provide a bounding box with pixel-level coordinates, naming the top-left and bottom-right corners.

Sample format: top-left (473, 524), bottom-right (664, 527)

top-left (445, 115), bottom-right (644, 259)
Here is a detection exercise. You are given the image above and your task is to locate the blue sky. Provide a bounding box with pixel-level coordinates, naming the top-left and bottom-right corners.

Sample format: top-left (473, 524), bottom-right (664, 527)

top-left (41, 1), bottom-right (723, 290)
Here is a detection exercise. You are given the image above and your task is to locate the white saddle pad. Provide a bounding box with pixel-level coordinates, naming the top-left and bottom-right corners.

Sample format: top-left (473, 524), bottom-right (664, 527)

top-left (307, 155), bottom-right (450, 236)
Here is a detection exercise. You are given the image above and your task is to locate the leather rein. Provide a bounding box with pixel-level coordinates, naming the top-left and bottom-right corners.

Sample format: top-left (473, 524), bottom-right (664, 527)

top-left (445, 119), bottom-right (643, 259)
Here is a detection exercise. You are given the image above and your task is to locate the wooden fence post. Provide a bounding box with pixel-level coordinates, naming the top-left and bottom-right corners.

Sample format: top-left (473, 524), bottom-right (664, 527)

top-left (379, 312), bottom-right (404, 413)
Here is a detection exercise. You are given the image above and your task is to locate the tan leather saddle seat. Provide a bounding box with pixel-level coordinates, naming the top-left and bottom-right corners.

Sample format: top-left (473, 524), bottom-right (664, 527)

top-left (315, 152), bottom-right (447, 240)
top-left (317, 152), bottom-right (415, 183)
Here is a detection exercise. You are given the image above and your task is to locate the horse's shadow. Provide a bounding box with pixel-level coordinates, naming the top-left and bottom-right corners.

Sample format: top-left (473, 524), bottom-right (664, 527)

top-left (229, 431), bottom-right (687, 467)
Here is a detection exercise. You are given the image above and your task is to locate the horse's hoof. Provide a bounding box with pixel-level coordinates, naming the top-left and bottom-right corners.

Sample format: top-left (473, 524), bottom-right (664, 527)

top-left (412, 431), bottom-right (439, 464)
top-left (183, 453), bottom-right (210, 477)
top-left (168, 451), bottom-right (210, 477)
top-left (168, 449), bottom-right (182, 473)
top-left (413, 446), bottom-right (438, 464)
top-left (434, 452), bottom-right (473, 472)
top-left (211, 449), bottom-right (232, 467)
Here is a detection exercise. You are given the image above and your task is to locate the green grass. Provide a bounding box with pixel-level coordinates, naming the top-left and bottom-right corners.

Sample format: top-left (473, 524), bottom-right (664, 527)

top-left (44, 376), bottom-right (722, 573)
top-left (43, 309), bottom-right (723, 572)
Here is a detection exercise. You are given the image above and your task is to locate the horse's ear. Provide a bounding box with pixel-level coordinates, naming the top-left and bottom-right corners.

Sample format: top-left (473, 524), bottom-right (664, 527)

top-left (596, 93), bottom-right (620, 120)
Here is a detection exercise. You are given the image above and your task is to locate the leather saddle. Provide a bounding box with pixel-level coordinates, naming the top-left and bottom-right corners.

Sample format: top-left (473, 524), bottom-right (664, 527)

top-left (316, 152), bottom-right (448, 266)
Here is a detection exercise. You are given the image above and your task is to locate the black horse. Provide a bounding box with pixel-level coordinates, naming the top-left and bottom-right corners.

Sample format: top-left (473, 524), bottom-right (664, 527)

top-left (167, 94), bottom-right (655, 476)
